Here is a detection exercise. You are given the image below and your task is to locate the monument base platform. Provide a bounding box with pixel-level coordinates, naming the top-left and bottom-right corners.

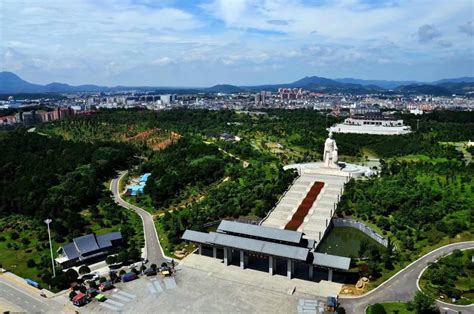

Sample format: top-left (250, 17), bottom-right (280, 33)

top-left (283, 162), bottom-right (374, 178)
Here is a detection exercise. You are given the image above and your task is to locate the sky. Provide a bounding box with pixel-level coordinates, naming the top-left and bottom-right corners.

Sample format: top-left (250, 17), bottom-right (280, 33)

top-left (1, 0), bottom-right (473, 86)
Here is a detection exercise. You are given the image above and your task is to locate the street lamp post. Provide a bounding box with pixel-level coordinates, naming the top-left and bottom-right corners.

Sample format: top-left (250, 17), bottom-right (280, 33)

top-left (44, 219), bottom-right (56, 278)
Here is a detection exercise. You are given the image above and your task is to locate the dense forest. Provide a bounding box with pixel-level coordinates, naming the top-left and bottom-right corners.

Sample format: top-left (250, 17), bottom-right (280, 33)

top-left (337, 159), bottom-right (473, 281)
top-left (38, 109), bottom-right (474, 257)
top-left (158, 140), bottom-right (296, 247)
top-left (0, 131), bottom-right (136, 233)
top-left (0, 131), bottom-right (143, 289)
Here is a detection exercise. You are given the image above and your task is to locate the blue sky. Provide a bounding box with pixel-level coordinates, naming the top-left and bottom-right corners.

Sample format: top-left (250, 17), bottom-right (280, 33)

top-left (1, 0), bottom-right (473, 86)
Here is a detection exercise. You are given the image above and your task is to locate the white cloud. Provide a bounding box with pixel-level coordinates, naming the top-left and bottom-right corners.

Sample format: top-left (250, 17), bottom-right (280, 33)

top-left (0, 0), bottom-right (473, 85)
top-left (151, 57), bottom-right (175, 66)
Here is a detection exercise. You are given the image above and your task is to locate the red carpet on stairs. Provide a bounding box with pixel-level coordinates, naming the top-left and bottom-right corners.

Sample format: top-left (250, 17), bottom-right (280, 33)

top-left (284, 181), bottom-right (324, 231)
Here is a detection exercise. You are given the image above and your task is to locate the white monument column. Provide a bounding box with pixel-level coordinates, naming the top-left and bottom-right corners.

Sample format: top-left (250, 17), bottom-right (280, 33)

top-left (212, 246), bottom-right (217, 258)
top-left (240, 250), bottom-right (245, 269)
top-left (287, 260), bottom-right (293, 279)
top-left (328, 269), bottom-right (333, 282)
top-left (224, 247), bottom-right (229, 266)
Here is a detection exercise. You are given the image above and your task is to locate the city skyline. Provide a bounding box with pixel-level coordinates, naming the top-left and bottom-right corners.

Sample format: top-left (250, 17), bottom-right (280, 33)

top-left (1, 0), bottom-right (474, 86)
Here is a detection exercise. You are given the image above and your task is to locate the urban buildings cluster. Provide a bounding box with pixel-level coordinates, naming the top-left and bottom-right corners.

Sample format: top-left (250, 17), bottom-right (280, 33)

top-left (1, 89), bottom-right (473, 128)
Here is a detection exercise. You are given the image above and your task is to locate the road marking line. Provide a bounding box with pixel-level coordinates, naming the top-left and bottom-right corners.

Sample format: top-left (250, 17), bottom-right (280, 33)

top-left (147, 282), bottom-right (157, 294)
top-left (163, 278), bottom-right (176, 289)
top-left (112, 293), bottom-right (132, 302)
top-left (117, 290), bottom-right (136, 298)
top-left (105, 298), bottom-right (124, 307)
top-left (153, 281), bottom-right (163, 293)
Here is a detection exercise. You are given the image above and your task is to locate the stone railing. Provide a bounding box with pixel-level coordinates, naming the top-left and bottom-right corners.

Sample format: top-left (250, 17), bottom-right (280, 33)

top-left (332, 218), bottom-right (388, 247)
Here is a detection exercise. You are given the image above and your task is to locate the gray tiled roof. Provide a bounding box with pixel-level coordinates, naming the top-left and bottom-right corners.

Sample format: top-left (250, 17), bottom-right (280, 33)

top-left (312, 252), bottom-right (351, 270)
top-left (62, 243), bottom-right (80, 260)
top-left (183, 230), bottom-right (309, 261)
top-left (217, 220), bottom-right (303, 244)
top-left (96, 231), bottom-right (122, 248)
top-left (74, 234), bottom-right (100, 254)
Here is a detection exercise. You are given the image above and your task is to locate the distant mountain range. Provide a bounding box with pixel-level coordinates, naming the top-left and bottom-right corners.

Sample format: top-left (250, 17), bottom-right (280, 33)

top-left (1, 71), bottom-right (473, 96)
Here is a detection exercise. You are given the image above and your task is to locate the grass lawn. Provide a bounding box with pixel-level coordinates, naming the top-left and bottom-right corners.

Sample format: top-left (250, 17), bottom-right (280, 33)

top-left (366, 302), bottom-right (415, 314)
top-left (316, 227), bottom-right (385, 257)
top-left (0, 216), bottom-right (63, 288)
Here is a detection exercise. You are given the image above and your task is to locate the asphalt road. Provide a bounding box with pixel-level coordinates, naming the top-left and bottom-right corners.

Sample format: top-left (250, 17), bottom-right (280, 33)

top-left (340, 241), bottom-right (474, 313)
top-left (111, 171), bottom-right (168, 265)
top-left (0, 278), bottom-right (61, 313)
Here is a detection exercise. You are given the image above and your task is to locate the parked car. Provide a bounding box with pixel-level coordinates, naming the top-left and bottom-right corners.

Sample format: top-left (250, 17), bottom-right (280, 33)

top-left (98, 281), bottom-right (114, 292)
top-left (144, 268), bottom-right (157, 276)
top-left (86, 288), bottom-right (98, 298)
top-left (122, 272), bottom-right (138, 282)
top-left (81, 272), bottom-right (100, 281)
top-left (160, 269), bottom-right (171, 277)
top-left (95, 294), bottom-right (107, 302)
top-left (72, 292), bottom-right (89, 307)
top-left (25, 278), bottom-right (40, 288)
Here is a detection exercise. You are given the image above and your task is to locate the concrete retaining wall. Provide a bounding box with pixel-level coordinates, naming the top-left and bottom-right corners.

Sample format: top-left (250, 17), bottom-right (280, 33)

top-left (332, 218), bottom-right (388, 247)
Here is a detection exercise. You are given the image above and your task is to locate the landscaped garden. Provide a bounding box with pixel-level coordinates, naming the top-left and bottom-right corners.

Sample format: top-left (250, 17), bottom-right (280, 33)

top-left (420, 249), bottom-right (473, 305)
top-left (16, 108), bottom-right (472, 287)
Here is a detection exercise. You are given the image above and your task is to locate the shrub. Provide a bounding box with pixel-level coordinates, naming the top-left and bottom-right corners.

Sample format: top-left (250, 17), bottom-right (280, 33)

top-left (106, 255), bottom-right (117, 265)
top-left (369, 303), bottom-right (386, 314)
top-left (27, 259), bottom-right (36, 268)
top-left (10, 232), bottom-right (19, 240)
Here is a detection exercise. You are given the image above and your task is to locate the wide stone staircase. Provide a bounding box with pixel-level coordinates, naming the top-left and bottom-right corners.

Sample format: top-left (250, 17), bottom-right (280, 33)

top-left (262, 174), bottom-right (347, 242)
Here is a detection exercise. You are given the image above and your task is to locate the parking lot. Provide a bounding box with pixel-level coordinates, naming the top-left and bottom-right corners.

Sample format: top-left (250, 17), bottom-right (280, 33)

top-left (83, 264), bottom-right (303, 313)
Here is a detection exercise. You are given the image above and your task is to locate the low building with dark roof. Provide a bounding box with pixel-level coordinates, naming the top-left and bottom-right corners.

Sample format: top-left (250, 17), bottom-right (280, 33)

top-left (56, 232), bottom-right (122, 268)
top-left (182, 220), bottom-right (350, 282)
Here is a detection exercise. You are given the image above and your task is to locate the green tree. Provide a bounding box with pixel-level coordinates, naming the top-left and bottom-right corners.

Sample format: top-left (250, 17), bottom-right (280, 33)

top-left (78, 265), bottom-right (91, 275)
top-left (413, 292), bottom-right (438, 314)
top-left (106, 255), bottom-right (117, 265)
top-left (369, 303), bottom-right (386, 314)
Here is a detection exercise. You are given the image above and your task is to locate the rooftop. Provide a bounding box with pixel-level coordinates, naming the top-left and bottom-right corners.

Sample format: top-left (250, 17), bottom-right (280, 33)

top-left (217, 220), bottom-right (303, 244)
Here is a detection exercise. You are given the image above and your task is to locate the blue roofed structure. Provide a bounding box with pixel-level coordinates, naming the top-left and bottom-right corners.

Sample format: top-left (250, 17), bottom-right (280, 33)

top-left (139, 173), bottom-right (151, 184)
top-left (127, 173), bottom-right (151, 196)
top-left (56, 232), bottom-right (123, 268)
top-left (74, 234), bottom-right (100, 254)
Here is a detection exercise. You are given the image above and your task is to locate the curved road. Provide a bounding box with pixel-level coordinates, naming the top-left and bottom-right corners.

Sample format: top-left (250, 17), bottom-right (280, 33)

top-left (340, 241), bottom-right (474, 313)
top-left (111, 171), bottom-right (168, 265)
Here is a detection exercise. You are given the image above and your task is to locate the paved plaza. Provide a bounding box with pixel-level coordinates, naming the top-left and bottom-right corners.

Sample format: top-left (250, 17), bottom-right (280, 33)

top-left (83, 261), bottom-right (315, 313)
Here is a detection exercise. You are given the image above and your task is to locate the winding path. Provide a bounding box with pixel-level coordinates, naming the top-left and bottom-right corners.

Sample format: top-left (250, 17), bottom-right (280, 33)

top-left (340, 241), bottom-right (474, 313)
top-left (110, 171), bottom-right (168, 265)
